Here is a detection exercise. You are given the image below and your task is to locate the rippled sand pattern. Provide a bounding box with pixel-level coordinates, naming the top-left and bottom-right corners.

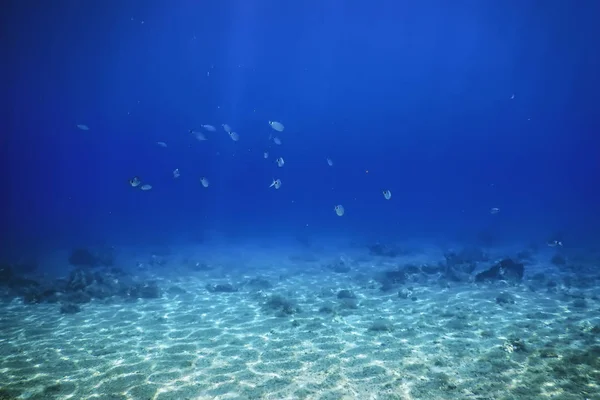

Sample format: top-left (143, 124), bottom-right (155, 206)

top-left (1, 256), bottom-right (599, 399)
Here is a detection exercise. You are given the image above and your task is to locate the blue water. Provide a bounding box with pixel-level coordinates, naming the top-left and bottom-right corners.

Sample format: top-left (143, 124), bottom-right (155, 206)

top-left (3, 3), bottom-right (600, 399)
top-left (3, 1), bottom-right (599, 260)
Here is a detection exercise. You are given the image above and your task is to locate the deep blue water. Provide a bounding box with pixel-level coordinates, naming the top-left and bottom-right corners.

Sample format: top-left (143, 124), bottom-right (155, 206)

top-left (3, 0), bottom-right (600, 258)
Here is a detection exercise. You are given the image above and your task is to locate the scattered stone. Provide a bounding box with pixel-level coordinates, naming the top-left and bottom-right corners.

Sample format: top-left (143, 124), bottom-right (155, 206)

top-left (263, 294), bottom-right (298, 316)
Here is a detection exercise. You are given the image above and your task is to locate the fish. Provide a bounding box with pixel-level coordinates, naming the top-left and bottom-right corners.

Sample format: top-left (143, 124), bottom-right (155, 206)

top-left (157, 141), bottom-right (167, 147)
top-left (200, 177), bottom-right (209, 188)
top-left (77, 124), bottom-right (89, 131)
top-left (273, 137), bottom-right (282, 145)
top-left (490, 207), bottom-right (500, 214)
top-left (229, 131), bottom-right (239, 141)
top-left (270, 178), bottom-right (282, 189)
top-left (189, 129), bottom-right (207, 141)
top-left (334, 205), bottom-right (345, 216)
top-left (264, 152), bottom-right (269, 159)
top-left (140, 184), bottom-right (152, 191)
top-left (269, 121), bottom-right (285, 132)
top-left (201, 124), bottom-right (216, 132)
top-left (382, 190), bottom-right (392, 200)
top-left (327, 158), bottom-right (333, 166)
top-left (129, 176), bottom-right (141, 187)
top-left (276, 157), bottom-right (285, 167)
top-left (547, 240), bottom-right (563, 247)
top-left (222, 124), bottom-right (232, 133)
top-left (173, 168), bottom-right (180, 178)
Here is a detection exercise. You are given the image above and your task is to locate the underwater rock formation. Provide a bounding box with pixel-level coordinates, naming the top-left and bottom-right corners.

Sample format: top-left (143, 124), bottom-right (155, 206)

top-left (475, 259), bottom-right (524, 283)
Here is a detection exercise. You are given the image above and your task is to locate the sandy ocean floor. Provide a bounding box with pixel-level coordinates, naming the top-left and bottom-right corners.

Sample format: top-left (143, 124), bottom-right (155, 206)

top-left (1, 244), bottom-right (599, 400)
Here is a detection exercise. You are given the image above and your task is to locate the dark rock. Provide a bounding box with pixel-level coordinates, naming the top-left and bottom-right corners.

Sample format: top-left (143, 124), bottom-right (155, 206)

top-left (66, 268), bottom-right (95, 292)
top-left (337, 289), bottom-right (356, 299)
top-left (60, 303), bottom-right (81, 314)
top-left (377, 269), bottom-right (406, 292)
top-left (475, 259), bottom-right (524, 283)
top-left (571, 298), bottom-right (587, 309)
top-left (263, 294), bottom-right (298, 316)
top-left (496, 292), bottom-right (516, 305)
top-left (318, 303), bottom-right (336, 314)
top-left (206, 283), bottom-right (238, 293)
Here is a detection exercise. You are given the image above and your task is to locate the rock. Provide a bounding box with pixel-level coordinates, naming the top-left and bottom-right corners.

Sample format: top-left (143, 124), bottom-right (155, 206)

top-left (263, 294), bottom-right (298, 316)
top-left (377, 269), bottom-right (406, 292)
top-left (475, 259), bottom-right (524, 283)
top-left (496, 292), bottom-right (516, 305)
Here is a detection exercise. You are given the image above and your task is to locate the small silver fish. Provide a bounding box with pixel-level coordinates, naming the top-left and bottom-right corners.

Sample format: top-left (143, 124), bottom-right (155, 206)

top-left (276, 157), bottom-right (285, 167)
top-left (201, 124), bottom-right (216, 132)
top-left (189, 129), bottom-right (207, 141)
top-left (269, 121), bottom-right (285, 132)
top-left (140, 184), bottom-right (152, 191)
top-left (222, 124), bottom-right (232, 133)
top-left (273, 137), bottom-right (282, 145)
top-left (327, 158), bottom-right (333, 166)
top-left (129, 176), bottom-right (141, 187)
top-left (157, 141), bottom-right (167, 147)
top-left (200, 177), bottom-right (209, 188)
top-left (547, 240), bottom-right (563, 247)
top-left (77, 124), bottom-right (89, 131)
top-left (490, 207), bottom-right (500, 214)
top-left (264, 152), bottom-right (269, 159)
top-left (229, 131), bottom-right (239, 141)
top-left (382, 190), bottom-right (392, 200)
top-left (334, 205), bottom-right (345, 216)
top-left (173, 168), bottom-right (180, 178)
top-left (270, 178), bottom-right (282, 189)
